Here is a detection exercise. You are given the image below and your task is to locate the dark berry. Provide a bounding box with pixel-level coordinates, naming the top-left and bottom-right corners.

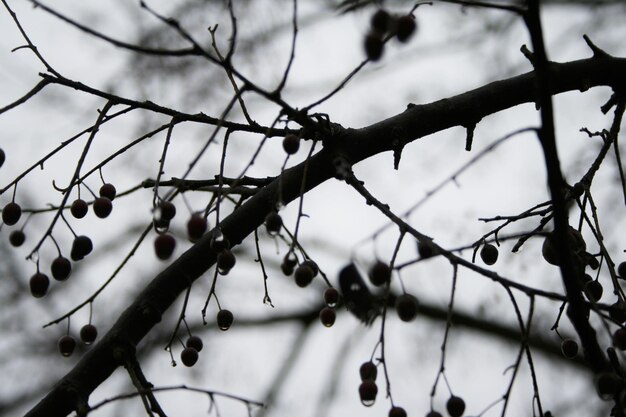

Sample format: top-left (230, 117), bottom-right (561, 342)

top-left (217, 309), bottom-right (234, 331)
top-left (265, 212), bottom-right (282, 235)
top-left (80, 324), bottom-right (98, 344)
top-left (339, 263), bottom-right (380, 324)
top-left (369, 261), bottom-right (391, 286)
top-left (217, 250), bottom-right (236, 275)
top-left (542, 227), bottom-right (586, 266)
top-left (187, 214), bottom-right (207, 241)
top-left (324, 287), bottom-right (339, 307)
top-left (395, 293), bottom-right (419, 322)
top-left (98, 183), bottom-right (117, 201)
top-left (584, 280), bottom-right (603, 303)
top-left (319, 307), bottom-right (336, 327)
top-left (358, 380), bottom-right (378, 407)
top-left (58, 335), bottom-right (76, 357)
top-left (282, 134), bottom-right (300, 155)
top-left (301, 259), bottom-right (319, 277)
top-left (186, 335), bottom-right (203, 352)
top-left (181, 346), bottom-right (199, 367)
top-left (614, 328), bottom-right (626, 350)
top-left (426, 412), bottom-right (443, 417)
top-left (30, 272), bottom-right (50, 298)
top-left (480, 243), bottom-right (498, 265)
top-left (0, 148), bottom-right (5, 168)
top-left (586, 253), bottom-right (599, 270)
top-left (153, 217), bottom-right (170, 231)
top-left (294, 265), bottom-right (314, 287)
top-left (70, 199), bottom-right (88, 219)
top-left (93, 197), bottom-right (112, 219)
top-left (371, 9), bottom-right (391, 33)
top-left (396, 15), bottom-right (417, 42)
top-left (364, 32), bottom-right (384, 61)
top-left (154, 203), bottom-right (174, 231)
top-left (158, 201), bottom-right (177, 221)
top-left (210, 233), bottom-right (230, 252)
top-left (389, 406), bottom-right (407, 417)
top-left (154, 233), bottom-right (176, 260)
top-left (561, 338), bottom-right (578, 359)
top-left (71, 235), bottom-right (93, 261)
top-left (281, 262), bottom-right (295, 276)
top-left (567, 227), bottom-right (586, 252)
top-left (9, 230), bottom-right (25, 247)
top-left (610, 302), bottom-right (626, 324)
top-left (446, 396), bottom-right (465, 417)
top-left (596, 372), bottom-right (623, 400)
top-left (51, 256), bottom-right (72, 281)
top-left (281, 253), bottom-right (298, 276)
top-left (359, 361), bottom-right (377, 381)
top-left (2, 202), bottom-right (22, 225)
top-left (542, 235), bottom-right (558, 265)
top-left (619, 262), bottom-right (626, 279)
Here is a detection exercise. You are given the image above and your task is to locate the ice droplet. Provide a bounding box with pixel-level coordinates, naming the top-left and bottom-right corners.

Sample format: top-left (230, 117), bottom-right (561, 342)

top-left (361, 398), bottom-right (375, 407)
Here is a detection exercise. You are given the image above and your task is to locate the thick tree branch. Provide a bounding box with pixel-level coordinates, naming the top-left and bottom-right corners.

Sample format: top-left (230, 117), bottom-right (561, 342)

top-left (26, 55), bottom-right (626, 417)
top-left (526, 1), bottom-right (608, 375)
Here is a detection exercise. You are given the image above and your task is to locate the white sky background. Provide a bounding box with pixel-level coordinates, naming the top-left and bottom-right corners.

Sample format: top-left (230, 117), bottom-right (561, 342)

top-left (1, 1), bottom-right (625, 417)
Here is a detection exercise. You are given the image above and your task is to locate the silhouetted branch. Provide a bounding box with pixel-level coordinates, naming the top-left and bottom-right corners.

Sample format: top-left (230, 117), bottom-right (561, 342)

top-left (25, 55), bottom-right (626, 417)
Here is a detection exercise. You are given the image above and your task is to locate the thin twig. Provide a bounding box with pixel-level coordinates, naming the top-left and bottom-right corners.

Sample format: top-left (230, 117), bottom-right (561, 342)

top-left (346, 172), bottom-right (567, 302)
top-left (28, 101), bottom-right (115, 258)
top-left (43, 222), bottom-right (153, 328)
top-left (274, 0), bottom-right (299, 93)
top-left (359, 127), bottom-right (536, 244)
top-left (87, 384), bottom-right (264, 414)
top-left (31, 0), bottom-right (198, 57)
top-left (0, 79), bottom-right (51, 115)
top-left (152, 120), bottom-right (177, 208)
top-left (436, 0), bottom-right (525, 14)
top-left (254, 228), bottom-right (274, 307)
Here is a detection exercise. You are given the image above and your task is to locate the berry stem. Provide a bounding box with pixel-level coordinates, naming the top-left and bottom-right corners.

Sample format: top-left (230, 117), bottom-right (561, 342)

top-left (28, 101), bottom-right (115, 260)
top-left (43, 222), bottom-right (153, 329)
top-left (152, 119), bottom-right (176, 209)
top-left (166, 284), bottom-right (192, 353)
top-left (214, 130), bottom-right (232, 226)
top-left (254, 228), bottom-right (274, 307)
top-left (288, 140), bottom-right (318, 253)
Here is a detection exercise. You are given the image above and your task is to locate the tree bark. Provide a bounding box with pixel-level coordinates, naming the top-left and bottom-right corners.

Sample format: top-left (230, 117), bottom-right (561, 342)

top-left (26, 55), bottom-right (626, 417)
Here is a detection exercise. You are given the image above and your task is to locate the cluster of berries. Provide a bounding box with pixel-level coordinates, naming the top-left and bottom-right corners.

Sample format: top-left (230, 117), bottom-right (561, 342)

top-left (364, 9), bottom-right (417, 61)
top-left (57, 324), bottom-right (98, 357)
top-left (5, 184), bottom-right (117, 298)
top-left (179, 310), bottom-right (234, 368)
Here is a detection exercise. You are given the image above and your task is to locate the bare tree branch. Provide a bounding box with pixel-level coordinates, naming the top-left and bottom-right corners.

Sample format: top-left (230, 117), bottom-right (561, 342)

top-left (25, 54), bottom-right (626, 417)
